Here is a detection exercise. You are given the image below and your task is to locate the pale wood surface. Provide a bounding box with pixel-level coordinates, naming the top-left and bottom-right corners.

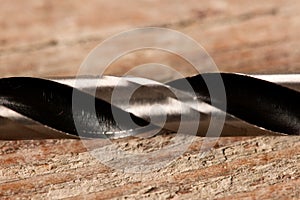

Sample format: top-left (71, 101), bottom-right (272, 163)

top-left (0, 0), bottom-right (299, 199)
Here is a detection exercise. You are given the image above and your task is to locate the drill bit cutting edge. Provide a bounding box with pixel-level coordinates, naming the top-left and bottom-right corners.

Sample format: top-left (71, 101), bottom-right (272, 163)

top-left (0, 73), bottom-right (299, 140)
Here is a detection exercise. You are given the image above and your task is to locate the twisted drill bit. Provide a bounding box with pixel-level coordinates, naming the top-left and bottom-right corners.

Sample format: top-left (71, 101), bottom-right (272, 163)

top-left (0, 73), bottom-right (299, 140)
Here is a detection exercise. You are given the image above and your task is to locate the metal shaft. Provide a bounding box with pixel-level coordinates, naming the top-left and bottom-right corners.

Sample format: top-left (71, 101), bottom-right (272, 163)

top-left (0, 73), bottom-right (299, 139)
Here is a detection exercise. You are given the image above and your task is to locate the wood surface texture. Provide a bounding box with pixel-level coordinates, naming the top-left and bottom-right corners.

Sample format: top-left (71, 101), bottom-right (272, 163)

top-left (0, 0), bottom-right (299, 199)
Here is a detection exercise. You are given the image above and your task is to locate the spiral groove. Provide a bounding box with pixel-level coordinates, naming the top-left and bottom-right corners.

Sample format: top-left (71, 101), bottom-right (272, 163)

top-left (0, 73), bottom-right (299, 139)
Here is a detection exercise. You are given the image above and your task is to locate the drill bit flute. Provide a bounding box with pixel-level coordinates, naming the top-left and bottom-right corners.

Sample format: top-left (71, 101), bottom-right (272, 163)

top-left (0, 73), bottom-right (299, 140)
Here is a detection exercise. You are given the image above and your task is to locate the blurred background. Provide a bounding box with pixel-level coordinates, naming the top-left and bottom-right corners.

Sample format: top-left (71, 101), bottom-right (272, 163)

top-left (1, 0), bottom-right (300, 78)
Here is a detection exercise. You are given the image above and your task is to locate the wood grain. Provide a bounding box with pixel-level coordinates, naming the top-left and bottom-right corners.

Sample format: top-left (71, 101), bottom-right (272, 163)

top-left (0, 0), bottom-right (299, 199)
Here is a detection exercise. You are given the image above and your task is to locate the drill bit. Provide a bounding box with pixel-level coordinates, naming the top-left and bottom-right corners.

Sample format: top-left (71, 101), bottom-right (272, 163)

top-left (0, 73), bottom-right (299, 140)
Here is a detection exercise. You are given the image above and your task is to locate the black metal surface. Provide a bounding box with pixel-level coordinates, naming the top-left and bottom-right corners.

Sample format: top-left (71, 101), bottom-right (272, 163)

top-left (0, 77), bottom-right (153, 139)
top-left (169, 73), bottom-right (300, 135)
